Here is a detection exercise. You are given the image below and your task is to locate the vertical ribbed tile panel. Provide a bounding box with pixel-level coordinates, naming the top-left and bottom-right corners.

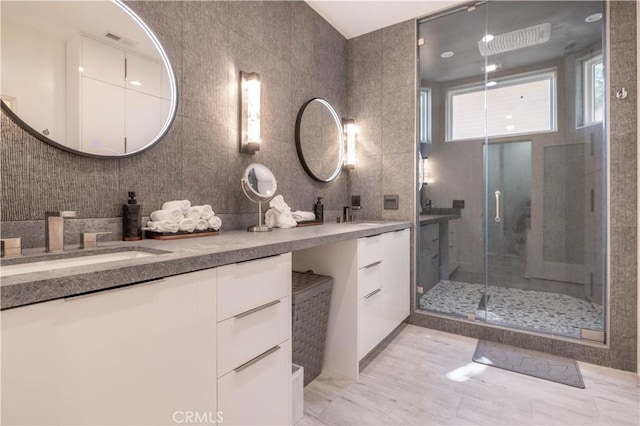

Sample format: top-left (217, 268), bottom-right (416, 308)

top-left (1, 1), bottom-right (349, 224)
top-left (1, 113), bottom-right (34, 221)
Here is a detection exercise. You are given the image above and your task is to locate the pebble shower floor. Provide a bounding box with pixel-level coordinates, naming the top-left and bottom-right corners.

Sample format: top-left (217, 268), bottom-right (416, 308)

top-left (419, 280), bottom-right (604, 338)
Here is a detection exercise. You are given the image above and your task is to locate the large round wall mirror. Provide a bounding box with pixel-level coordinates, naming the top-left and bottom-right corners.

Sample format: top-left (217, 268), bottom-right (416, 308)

top-left (295, 98), bottom-right (344, 182)
top-left (1, 0), bottom-right (177, 158)
top-left (241, 163), bottom-right (278, 232)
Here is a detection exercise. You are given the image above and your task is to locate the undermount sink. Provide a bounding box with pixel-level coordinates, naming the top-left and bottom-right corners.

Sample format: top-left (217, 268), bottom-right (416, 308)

top-left (1, 248), bottom-right (163, 277)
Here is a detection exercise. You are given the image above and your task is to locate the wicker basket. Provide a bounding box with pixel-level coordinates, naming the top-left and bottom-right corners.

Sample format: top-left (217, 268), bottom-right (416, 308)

top-left (292, 271), bottom-right (334, 386)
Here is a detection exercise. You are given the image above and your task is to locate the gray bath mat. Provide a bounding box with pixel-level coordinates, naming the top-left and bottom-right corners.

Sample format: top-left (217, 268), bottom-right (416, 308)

top-left (472, 340), bottom-right (585, 388)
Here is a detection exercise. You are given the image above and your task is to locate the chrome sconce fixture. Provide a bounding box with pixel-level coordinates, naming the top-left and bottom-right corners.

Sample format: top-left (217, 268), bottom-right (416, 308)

top-left (239, 71), bottom-right (261, 154)
top-left (343, 118), bottom-right (356, 170)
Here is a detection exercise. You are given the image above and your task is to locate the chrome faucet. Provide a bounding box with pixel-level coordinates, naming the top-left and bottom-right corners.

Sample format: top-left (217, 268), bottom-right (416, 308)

top-left (342, 206), bottom-right (362, 223)
top-left (45, 211), bottom-right (76, 252)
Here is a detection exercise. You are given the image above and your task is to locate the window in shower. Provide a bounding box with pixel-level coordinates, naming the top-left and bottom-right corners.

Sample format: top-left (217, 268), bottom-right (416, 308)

top-left (446, 69), bottom-right (557, 141)
top-left (580, 54), bottom-right (604, 126)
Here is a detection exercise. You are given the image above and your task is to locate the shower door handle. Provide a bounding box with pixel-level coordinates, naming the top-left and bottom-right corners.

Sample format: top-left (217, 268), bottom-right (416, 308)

top-left (494, 191), bottom-right (502, 223)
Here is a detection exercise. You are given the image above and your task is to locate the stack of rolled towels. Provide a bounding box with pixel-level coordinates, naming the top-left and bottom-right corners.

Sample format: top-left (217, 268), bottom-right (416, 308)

top-left (265, 195), bottom-right (316, 229)
top-left (146, 200), bottom-right (222, 233)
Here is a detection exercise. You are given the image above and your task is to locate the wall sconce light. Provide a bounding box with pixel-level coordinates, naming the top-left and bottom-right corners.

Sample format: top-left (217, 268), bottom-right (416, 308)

top-left (343, 118), bottom-right (356, 170)
top-left (239, 71), bottom-right (261, 154)
top-left (422, 156), bottom-right (433, 184)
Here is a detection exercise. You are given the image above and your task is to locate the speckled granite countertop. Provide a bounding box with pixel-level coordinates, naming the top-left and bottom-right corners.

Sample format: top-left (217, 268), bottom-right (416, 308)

top-left (419, 214), bottom-right (460, 224)
top-left (1, 221), bottom-right (410, 310)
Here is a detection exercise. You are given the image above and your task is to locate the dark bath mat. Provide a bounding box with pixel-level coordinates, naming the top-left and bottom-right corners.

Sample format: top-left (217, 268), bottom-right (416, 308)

top-left (472, 340), bottom-right (585, 388)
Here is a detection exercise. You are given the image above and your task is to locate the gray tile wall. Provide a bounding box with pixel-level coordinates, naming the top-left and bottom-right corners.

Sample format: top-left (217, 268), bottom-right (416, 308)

top-left (1, 1), bottom-right (349, 246)
top-left (410, 1), bottom-right (638, 372)
top-left (346, 20), bottom-right (417, 222)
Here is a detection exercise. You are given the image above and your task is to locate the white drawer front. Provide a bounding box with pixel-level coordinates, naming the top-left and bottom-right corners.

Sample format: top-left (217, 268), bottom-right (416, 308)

top-left (358, 287), bottom-right (386, 360)
top-left (217, 253), bottom-right (291, 322)
top-left (357, 234), bottom-right (384, 267)
top-left (217, 296), bottom-right (290, 377)
top-left (218, 340), bottom-right (291, 426)
top-left (357, 260), bottom-right (384, 299)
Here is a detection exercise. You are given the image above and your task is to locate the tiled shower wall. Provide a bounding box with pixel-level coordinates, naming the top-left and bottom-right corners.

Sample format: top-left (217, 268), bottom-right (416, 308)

top-left (409, 1), bottom-right (638, 372)
top-left (1, 1), bottom-right (349, 245)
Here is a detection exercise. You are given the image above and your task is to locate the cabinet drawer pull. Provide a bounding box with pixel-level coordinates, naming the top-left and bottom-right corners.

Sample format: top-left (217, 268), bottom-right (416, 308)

top-left (431, 254), bottom-right (439, 259)
top-left (64, 278), bottom-right (166, 301)
top-left (234, 299), bottom-right (281, 319)
top-left (234, 345), bottom-right (281, 373)
top-left (364, 288), bottom-right (382, 299)
top-left (362, 260), bottom-right (382, 269)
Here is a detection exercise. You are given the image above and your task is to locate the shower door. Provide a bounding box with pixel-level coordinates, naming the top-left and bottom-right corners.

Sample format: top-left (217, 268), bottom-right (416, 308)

top-left (481, 0), bottom-right (606, 338)
top-left (417, 0), bottom-right (606, 340)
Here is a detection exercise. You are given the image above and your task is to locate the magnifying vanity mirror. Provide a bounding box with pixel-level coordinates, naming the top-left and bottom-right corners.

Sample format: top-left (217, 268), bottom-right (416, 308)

top-left (241, 163), bottom-right (278, 232)
top-left (1, 0), bottom-right (177, 158)
top-left (295, 98), bottom-right (344, 182)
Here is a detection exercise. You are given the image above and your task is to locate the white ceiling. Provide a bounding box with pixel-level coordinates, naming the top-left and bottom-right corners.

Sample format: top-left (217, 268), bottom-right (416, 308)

top-left (304, 0), bottom-right (464, 39)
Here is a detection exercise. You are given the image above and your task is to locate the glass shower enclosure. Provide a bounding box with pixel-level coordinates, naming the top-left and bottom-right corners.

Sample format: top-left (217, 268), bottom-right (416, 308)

top-left (417, 1), bottom-right (606, 340)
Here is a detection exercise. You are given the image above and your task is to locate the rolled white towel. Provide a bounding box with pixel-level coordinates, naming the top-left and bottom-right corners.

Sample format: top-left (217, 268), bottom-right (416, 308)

top-left (200, 205), bottom-right (215, 220)
top-left (162, 200), bottom-right (191, 214)
top-left (150, 209), bottom-right (182, 222)
top-left (186, 206), bottom-right (203, 221)
top-left (269, 195), bottom-right (291, 214)
top-left (265, 208), bottom-right (278, 229)
top-left (208, 216), bottom-right (222, 231)
top-left (196, 219), bottom-right (209, 231)
top-left (146, 220), bottom-right (179, 233)
top-left (276, 211), bottom-right (297, 229)
top-left (179, 217), bottom-right (196, 232)
top-left (291, 210), bottom-right (316, 222)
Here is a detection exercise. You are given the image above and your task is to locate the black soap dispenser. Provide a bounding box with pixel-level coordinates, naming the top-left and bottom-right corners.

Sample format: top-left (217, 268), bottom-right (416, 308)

top-left (123, 191), bottom-right (142, 241)
top-left (314, 197), bottom-right (324, 222)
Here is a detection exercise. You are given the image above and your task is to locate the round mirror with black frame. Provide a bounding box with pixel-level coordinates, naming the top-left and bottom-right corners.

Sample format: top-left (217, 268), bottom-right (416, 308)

top-left (295, 97), bottom-right (344, 182)
top-left (0, 0), bottom-right (178, 158)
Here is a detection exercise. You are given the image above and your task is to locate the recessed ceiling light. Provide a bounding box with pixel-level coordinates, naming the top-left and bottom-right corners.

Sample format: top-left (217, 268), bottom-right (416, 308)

top-left (482, 34), bottom-right (494, 42)
top-left (440, 51), bottom-right (454, 58)
top-left (585, 13), bottom-right (602, 23)
top-left (486, 81), bottom-right (497, 87)
top-left (484, 64), bottom-right (500, 73)
top-left (505, 115), bottom-right (513, 120)
top-left (130, 81), bottom-right (142, 86)
top-left (506, 124), bottom-right (515, 131)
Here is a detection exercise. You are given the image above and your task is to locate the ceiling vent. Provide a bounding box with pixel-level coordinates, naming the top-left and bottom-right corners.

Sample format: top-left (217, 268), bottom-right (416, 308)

top-left (104, 32), bottom-right (138, 49)
top-left (478, 23), bottom-right (551, 57)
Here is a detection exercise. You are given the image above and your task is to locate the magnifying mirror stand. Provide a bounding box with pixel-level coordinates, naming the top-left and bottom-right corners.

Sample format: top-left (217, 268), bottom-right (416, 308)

top-left (248, 201), bottom-right (271, 232)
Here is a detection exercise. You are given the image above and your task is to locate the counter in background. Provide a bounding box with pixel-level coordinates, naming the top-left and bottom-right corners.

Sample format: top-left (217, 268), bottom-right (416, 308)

top-left (418, 214), bottom-right (460, 295)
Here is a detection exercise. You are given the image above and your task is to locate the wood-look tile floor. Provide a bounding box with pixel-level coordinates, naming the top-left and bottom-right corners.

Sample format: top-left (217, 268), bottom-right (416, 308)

top-left (300, 325), bottom-right (640, 426)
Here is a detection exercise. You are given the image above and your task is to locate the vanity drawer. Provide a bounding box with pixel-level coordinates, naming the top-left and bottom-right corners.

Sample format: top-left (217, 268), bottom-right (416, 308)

top-left (217, 296), bottom-right (290, 377)
top-left (358, 286), bottom-right (386, 360)
top-left (357, 260), bottom-right (384, 299)
top-left (217, 253), bottom-right (291, 322)
top-left (218, 339), bottom-right (291, 425)
top-left (358, 234), bottom-right (384, 268)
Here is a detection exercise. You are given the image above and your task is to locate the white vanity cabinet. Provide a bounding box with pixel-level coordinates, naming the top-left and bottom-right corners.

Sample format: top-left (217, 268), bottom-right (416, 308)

top-left (357, 234), bottom-right (387, 359)
top-left (292, 227), bottom-right (411, 380)
top-left (1, 269), bottom-right (218, 426)
top-left (216, 253), bottom-right (292, 426)
top-left (382, 229), bottom-right (411, 334)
